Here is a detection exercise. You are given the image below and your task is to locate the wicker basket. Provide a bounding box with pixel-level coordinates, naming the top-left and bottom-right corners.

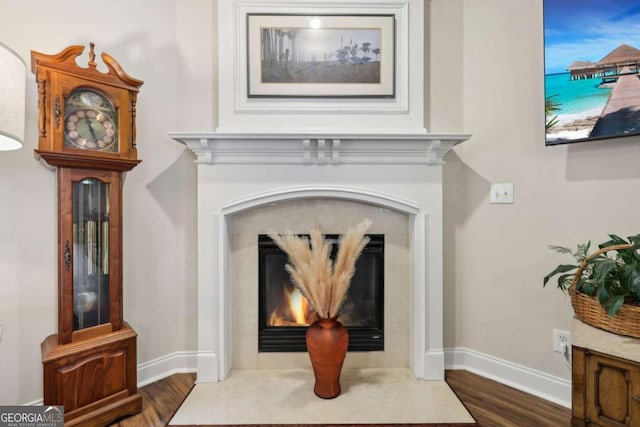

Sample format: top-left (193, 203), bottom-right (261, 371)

top-left (570, 243), bottom-right (640, 338)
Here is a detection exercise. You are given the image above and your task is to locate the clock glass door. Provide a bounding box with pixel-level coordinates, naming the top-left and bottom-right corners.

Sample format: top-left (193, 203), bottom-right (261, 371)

top-left (73, 177), bottom-right (110, 330)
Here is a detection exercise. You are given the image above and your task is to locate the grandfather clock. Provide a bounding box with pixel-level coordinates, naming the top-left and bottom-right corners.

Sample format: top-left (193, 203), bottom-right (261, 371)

top-left (32, 44), bottom-right (143, 426)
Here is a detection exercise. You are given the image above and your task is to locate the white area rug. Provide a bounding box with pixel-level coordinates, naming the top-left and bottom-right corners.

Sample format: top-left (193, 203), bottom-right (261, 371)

top-left (170, 368), bottom-right (475, 425)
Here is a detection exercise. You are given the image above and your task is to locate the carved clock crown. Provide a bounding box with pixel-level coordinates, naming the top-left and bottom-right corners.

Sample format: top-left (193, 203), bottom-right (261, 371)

top-left (31, 43), bottom-right (144, 171)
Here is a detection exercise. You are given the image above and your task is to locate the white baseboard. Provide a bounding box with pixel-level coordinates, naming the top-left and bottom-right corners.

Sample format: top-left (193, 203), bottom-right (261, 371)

top-left (137, 351), bottom-right (197, 387)
top-left (445, 347), bottom-right (571, 408)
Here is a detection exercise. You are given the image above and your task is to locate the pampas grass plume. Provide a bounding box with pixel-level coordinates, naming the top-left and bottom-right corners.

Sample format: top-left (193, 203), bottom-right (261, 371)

top-left (268, 218), bottom-right (372, 319)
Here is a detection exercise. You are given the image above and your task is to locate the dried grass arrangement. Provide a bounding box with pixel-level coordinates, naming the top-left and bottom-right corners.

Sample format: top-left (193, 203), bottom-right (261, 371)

top-left (268, 219), bottom-right (372, 320)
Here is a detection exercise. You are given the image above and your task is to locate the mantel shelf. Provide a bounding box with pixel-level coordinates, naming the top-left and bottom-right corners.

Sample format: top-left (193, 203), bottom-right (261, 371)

top-left (169, 131), bottom-right (471, 165)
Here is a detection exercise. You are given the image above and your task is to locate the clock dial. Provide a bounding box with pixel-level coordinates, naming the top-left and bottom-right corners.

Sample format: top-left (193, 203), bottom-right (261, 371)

top-left (64, 89), bottom-right (118, 152)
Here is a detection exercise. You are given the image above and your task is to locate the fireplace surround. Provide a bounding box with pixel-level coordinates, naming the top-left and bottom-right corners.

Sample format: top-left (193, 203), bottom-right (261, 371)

top-left (230, 196), bottom-right (408, 370)
top-left (171, 132), bottom-right (470, 382)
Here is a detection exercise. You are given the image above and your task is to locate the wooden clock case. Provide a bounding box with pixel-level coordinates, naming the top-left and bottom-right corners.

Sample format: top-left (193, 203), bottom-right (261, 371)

top-left (31, 44), bottom-right (143, 426)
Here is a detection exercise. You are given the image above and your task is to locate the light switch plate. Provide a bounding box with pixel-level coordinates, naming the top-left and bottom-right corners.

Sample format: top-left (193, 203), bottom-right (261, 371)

top-left (490, 183), bottom-right (514, 204)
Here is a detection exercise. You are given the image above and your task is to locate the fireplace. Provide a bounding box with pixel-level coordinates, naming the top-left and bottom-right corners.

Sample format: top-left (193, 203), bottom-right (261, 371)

top-left (258, 234), bottom-right (384, 352)
top-left (172, 130), bottom-right (470, 382)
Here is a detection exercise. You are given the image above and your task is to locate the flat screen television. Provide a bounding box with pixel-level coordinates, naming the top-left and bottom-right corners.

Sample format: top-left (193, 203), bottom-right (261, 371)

top-left (544, 0), bottom-right (640, 145)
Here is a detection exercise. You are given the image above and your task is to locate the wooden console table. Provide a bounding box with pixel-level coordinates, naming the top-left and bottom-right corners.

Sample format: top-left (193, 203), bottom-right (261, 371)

top-left (572, 318), bottom-right (640, 426)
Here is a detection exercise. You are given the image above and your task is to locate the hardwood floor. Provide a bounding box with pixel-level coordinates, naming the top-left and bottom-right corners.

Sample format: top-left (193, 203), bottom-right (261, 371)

top-left (107, 370), bottom-right (571, 427)
top-left (445, 370), bottom-right (571, 427)
top-left (108, 373), bottom-right (196, 427)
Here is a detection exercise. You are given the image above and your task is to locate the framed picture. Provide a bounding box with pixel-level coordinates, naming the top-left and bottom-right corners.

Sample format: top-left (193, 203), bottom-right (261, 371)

top-left (544, 0), bottom-right (640, 145)
top-left (246, 14), bottom-right (395, 98)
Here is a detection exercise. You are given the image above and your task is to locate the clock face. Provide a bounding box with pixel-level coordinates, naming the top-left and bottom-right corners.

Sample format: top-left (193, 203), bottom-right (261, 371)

top-left (64, 89), bottom-right (118, 152)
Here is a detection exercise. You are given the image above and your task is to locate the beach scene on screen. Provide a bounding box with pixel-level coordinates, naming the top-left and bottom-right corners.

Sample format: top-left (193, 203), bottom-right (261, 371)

top-left (544, 0), bottom-right (640, 144)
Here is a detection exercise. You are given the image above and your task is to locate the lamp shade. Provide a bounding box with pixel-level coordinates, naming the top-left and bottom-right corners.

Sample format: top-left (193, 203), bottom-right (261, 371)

top-left (0, 43), bottom-right (26, 151)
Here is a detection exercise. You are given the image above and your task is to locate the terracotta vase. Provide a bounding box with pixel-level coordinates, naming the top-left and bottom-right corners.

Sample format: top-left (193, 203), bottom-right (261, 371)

top-left (305, 317), bottom-right (349, 399)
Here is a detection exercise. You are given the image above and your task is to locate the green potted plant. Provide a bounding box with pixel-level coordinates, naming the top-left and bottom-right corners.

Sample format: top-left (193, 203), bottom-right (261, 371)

top-left (544, 234), bottom-right (640, 336)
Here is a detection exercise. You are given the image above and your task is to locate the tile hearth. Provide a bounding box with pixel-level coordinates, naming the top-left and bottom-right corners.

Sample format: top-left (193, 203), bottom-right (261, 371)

top-left (170, 368), bottom-right (475, 425)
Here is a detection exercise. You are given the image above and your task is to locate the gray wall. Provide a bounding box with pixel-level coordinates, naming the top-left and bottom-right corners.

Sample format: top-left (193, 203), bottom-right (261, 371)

top-left (443, 0), bottom-right (640, 381)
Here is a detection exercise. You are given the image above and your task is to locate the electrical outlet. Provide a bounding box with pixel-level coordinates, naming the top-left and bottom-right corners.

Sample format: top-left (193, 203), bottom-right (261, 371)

top-left (553, 328), bottom-right (570, 353)
top-left (490, 183), bottom-right (514, 204)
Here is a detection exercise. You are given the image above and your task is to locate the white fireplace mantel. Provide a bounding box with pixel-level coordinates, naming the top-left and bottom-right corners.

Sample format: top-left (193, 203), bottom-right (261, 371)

top-left (169, 132), bottom-right (470, 165)
top-left (172, 129), bottom-right (470, 384)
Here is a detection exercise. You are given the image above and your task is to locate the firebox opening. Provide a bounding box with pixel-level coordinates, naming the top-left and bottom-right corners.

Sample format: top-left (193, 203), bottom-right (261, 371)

top-left (258, 234), bottom-right (384, 352)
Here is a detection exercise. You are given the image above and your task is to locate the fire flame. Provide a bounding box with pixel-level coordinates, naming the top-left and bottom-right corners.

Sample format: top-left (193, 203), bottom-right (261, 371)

top-left (268, 283), bottom-right (315, 326)
top-left (287, 285), bottom-right (308, 324)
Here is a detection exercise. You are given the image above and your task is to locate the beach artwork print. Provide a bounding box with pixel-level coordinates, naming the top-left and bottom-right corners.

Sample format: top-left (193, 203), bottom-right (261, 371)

top-left (544, 0), bottom-right (640, 145)
top-left (260, 28), bottom-right (381, 84)
top-left (247, 14), bottom-right (395, 98)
